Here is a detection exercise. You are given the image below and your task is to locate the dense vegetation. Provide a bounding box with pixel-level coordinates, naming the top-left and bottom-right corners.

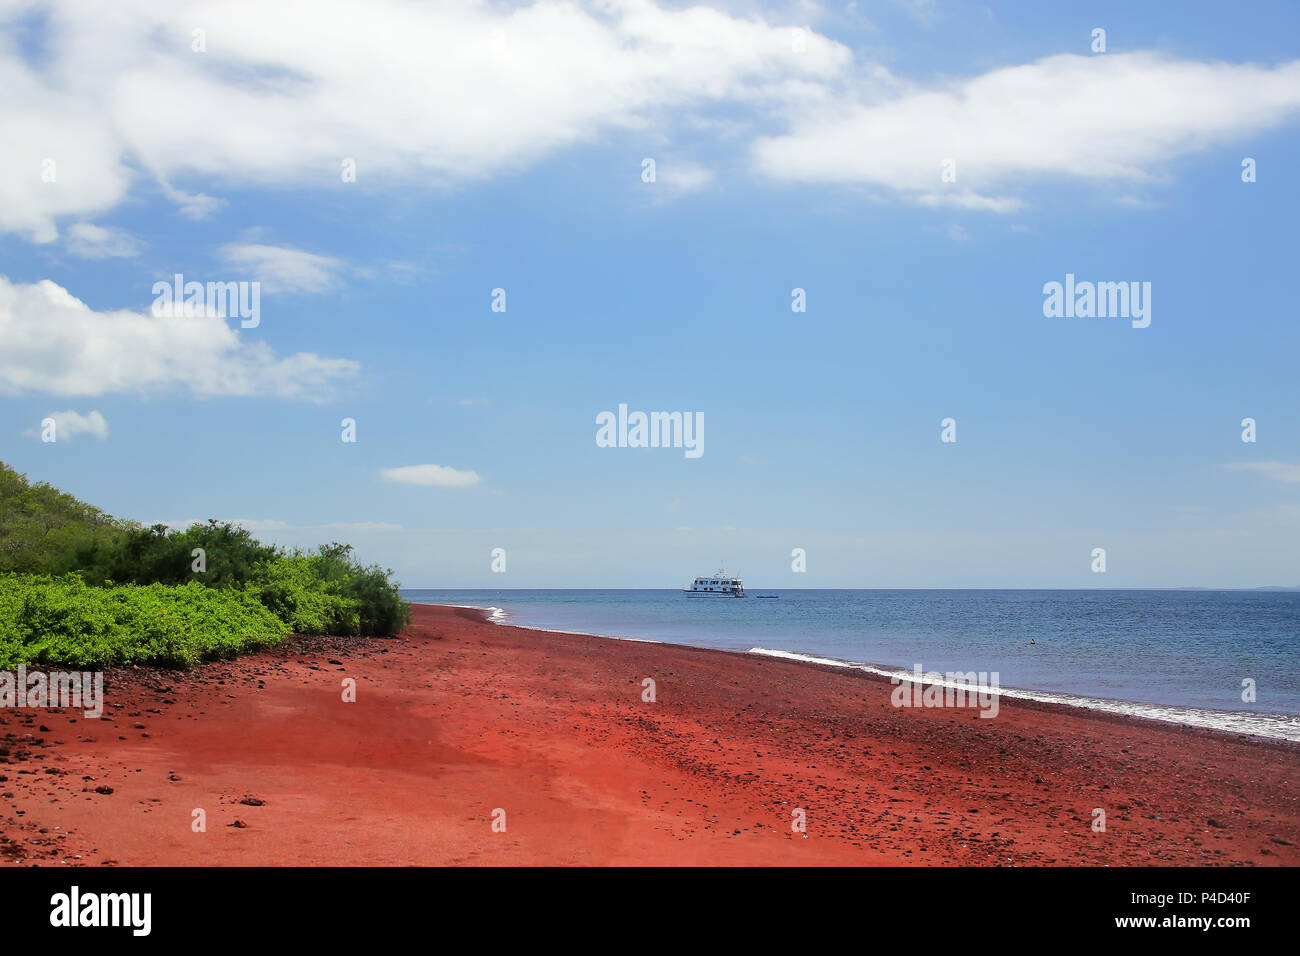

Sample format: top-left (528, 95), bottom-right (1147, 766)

top-left (0, 461), bottom-right (127, 574)
top-left (0, 462), bottom-right (409, 669)
top-left (0, 575), bottom-right (290, 668)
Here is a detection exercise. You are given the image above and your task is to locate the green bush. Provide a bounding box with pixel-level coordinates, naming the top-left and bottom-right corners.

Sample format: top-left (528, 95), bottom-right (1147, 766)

top-left (342, 563), bottom-right (411, 636)
top-left (303, 543), bottom-right (411, 636)
top-left (68, 520), bottom-right (280, 589)
top-left (0, 463), bottom-right (412, 668)
top-left (249, 555), bottom-right (359, 635)
top-left (0, 574), bottom-right (291, 669)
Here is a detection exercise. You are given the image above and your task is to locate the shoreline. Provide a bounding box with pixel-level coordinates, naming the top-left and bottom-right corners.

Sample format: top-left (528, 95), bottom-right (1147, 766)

top-left (418, 600), bottom-right (1300, 744)
top-left (2, 603), bottom-right (1297, 866)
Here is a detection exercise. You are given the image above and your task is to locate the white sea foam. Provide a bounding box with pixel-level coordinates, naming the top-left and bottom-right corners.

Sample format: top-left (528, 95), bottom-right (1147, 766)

top-left (407, 600), bottom-right (510, 622)
top-left (748, 647), bottom-right (1300, 743)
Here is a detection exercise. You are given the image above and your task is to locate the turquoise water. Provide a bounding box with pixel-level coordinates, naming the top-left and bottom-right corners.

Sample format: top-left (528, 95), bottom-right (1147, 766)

top-left (401, 588), bottom-right (1300, 740)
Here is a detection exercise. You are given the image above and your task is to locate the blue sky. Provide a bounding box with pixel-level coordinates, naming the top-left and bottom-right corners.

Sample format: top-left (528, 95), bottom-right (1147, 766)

top-left (2, 0), bottom-right (1299, 587)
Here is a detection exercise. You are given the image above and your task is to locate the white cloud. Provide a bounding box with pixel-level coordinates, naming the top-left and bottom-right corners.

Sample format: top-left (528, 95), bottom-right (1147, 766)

top-left (656, 159), bottom-right (716, 193)
top-left (0, 0), bottom-right (850, 239)
top-left (160, 183), bottom-right (226, 220)
top-left (316, 521), bottom-right (405, 532)
top-left (0, 55), bottom-right (131, 242)
top-left (65, 223), bottom-right (144, 259)
top-left (219, 243), bottom-right (345, 294)
top-left (917, 192), bottom-right (1023, 214)
top-left (0, 275), bottom-right (358, 399)
top-left (25, 409), bottom-right (109, 441)
top-left (379, 464), bottom-right (483, 487)
top-left (753, 53), bottom-right (1300, 209)
top-left (1227, 462), bottom-right (1300, 484)
top-left (384, 260), bottom-right (432, 283)
top-left (4, 5), bottom-right (1298, 234)
top-left (891, 0), bottom-right (938, 25)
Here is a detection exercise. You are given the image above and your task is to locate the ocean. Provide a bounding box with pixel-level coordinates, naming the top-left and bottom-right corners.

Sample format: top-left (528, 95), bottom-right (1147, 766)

top-left (400, 588), bottom-right (1300, 741)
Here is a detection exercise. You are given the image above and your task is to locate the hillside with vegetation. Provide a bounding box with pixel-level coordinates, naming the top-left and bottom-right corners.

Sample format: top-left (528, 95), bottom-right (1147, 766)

top-left (0, 461), bottom-right (409, 668)
top-left (0, 461), bottom-right (130, 574)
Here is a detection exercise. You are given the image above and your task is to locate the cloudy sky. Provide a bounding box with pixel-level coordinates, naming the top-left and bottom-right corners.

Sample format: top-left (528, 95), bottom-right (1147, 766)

top-left (2, 0), bottom-right (1298, 587)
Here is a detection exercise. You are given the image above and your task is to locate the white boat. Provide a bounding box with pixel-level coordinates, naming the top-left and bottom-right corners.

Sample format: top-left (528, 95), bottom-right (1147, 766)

top-left (683, 569), bottom-right (745, 597)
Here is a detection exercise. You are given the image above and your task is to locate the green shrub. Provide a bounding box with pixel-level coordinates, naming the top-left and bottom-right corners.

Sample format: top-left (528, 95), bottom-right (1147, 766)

top-left (69, 520), bottom-right (280, 589)
top-left (249, 555), bottom-right (359, 635)
top-left (65, 527), bottom-right (410, 638)
top-left (305, 543), bottom-right (411, 636)
top-left (1, 462), bottom-right (412, 668)
top-left (0, 574), bottom-right (290, 669)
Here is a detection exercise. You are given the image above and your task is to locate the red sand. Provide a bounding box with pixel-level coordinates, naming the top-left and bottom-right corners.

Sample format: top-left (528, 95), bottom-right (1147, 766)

top-left (2, 603), bottom-right (1297, 866)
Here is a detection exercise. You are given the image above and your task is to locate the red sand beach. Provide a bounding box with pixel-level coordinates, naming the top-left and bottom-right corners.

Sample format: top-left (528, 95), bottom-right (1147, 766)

top-left (2, 603), bottom-right (1297, 866)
